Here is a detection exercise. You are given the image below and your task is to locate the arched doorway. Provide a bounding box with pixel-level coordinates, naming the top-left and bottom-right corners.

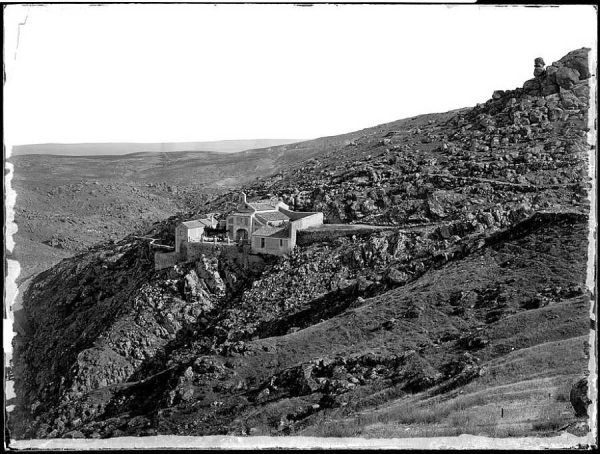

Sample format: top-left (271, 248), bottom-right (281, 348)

top-left (235, 228), bottom-right (248, 242)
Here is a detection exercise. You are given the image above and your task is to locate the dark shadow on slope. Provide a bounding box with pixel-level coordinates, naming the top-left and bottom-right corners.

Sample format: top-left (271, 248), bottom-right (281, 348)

top-left (248, 211), bottom-right (588, 343)
top-left (251, 287), bottom-right (361, 339)
top-left (248, 276), bottom-right (399, 340)
top-left (89, 254), bottom-right (275, 428)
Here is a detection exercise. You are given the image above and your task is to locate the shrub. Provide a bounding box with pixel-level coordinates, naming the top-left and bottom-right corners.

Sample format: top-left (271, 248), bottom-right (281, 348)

top-left (532, 417), bottom-right (563, 432)
top-left (448, 411), bottom-right (473, 428)
top-left (532, 407), bottom-right (565, 432)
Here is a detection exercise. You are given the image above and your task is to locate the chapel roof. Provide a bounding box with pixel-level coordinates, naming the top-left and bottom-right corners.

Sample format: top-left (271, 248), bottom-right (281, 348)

top-left (252, 225), bottom-right (291, 238)
top-left (256, 211), bottom-right (290, 223)
top-left (247, 200), bottom-right (280, 211)
top-left (181, 218), bottom-right (214, 229)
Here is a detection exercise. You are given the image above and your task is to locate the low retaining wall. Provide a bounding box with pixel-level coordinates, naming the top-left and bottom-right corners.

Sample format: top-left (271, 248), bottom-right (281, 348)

top-left (155, 241), bottom-right (267, 272)
top-left (185, 242), bottom-right (267, 271)
top-left (154, 251), bottom-right (183, 270)
top-left (184, 241), bottom-right (239, 262)
top-left (296, 225), bottom-right (397, 246)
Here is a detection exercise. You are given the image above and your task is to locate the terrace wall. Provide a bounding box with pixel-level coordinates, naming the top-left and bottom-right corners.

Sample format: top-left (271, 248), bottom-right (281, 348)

top-left (184, 241), bottom-right (239, 262)
top-left (154, 251), bottom-right (184, 270)
top-left (296, 224), bottom-right (396, 246)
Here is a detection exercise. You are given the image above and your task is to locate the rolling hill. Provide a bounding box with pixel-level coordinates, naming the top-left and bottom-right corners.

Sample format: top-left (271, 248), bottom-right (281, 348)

top-left (10, 139), bottom-right (304, 156)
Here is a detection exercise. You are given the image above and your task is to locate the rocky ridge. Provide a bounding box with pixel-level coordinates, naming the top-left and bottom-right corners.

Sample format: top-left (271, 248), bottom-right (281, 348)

top-left (9, 48), bottom-right (594, 440)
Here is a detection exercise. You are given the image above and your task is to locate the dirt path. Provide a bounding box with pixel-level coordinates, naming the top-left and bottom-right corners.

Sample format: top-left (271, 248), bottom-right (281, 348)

top-left (428, 173), bottom-right (580, 190)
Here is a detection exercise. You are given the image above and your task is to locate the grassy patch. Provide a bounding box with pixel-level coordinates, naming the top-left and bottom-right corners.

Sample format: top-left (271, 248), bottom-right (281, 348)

top-left (368, 392), bottom-right (489, 426)
top-left (307, 389), bottom-right (571, 438)
top-left (532, 407), bottom-right (565, 433)
top-left (310, 391), bottom-right (492, 437)
top-left (553, 384), bottom-right (571, 403)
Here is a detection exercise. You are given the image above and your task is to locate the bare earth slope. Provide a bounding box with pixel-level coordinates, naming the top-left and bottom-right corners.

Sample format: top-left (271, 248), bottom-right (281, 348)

top-left (9, 48), bottom-right (593, 440)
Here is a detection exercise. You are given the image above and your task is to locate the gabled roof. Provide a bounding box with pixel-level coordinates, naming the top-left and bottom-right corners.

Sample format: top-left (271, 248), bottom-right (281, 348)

top-left (253, 225), bottom-right (291, 239)
top-left (248, 200), bottom-right (280, 211)
top-left (279, 208), bottom-right (322, 221)
top-left (289, 211), bottom-right (318, 220)
top-left (256, 211), bottom-right (290, 223)
top-left (181, 218), bottom-right (214, 229)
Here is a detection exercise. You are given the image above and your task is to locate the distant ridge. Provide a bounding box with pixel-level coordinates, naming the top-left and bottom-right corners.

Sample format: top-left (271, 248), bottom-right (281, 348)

top-left (11, 139), bottom-right (304, 157)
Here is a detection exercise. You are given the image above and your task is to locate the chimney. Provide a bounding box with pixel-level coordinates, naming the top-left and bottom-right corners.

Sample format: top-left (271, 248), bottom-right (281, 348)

top-left (240, 192), bottom-right (247, 204)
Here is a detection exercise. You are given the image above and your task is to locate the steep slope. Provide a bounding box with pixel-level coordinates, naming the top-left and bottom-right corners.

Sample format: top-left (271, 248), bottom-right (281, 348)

top-left (9, 48), bottom-right (593, 440)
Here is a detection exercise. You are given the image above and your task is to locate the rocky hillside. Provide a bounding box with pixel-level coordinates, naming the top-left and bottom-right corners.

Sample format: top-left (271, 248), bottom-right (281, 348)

top-left (9, 48), bottom-right (593, 440)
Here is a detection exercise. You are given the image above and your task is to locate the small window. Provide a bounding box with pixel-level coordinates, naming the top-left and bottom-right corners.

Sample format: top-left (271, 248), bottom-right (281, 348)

top-left (279, 239), bottom-right (283, 247)
top-left (261, 238), bottom-right (265, 248)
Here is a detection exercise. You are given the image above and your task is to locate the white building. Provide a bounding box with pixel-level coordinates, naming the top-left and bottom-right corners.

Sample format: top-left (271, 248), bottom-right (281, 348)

top-left (226, 192), bottom-right (323, 256)
top-left (174, 217), bottom-right (217, 252)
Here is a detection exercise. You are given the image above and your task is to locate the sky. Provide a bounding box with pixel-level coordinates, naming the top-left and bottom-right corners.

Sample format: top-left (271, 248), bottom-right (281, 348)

top-left (3, 3), bottom-right (597, 149)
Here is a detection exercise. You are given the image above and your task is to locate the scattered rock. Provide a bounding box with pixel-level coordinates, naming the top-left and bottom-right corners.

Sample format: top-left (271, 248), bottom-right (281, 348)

top-left (387, 268), bottom-right (409, 285)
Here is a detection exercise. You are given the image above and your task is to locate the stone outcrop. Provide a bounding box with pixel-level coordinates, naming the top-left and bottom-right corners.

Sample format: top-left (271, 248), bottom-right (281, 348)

top-left (533, 57), bottom-right (546, 78)
top-left (524, 47), bottom-right (591, 96)
top-left (570, 377), bottom-right (591, 417)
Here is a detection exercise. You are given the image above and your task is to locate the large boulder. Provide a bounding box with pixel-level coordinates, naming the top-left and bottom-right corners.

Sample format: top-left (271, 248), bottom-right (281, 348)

top-left (523, 78), bottom-right (541, 95)
top-left (572, 80), bottom-right (590, 102)
top-left (555, 66), bottom-right (580, 90)
top-left (426, 191), bottom-right (448, 218)
top-left (559, 88), bottom-right (584, 109)
top-left (387, 267), bottom-right (409, 285)
top-left (570, 377), bottom-right (591, 417)
top-left (195, 254), bottom-right (226, 296)
top-left (555, 47), bottom-right (591, 80)
top-left (545, 65), bottom-right (559, 84)
top-left (533, 57), bottom-right (546, 78)
top-left (533, 48), bottom-right (590, 96)
top-left (184, 269), bottom-right (205, 297)
top-left (540, 65), bottom-right (560, 96)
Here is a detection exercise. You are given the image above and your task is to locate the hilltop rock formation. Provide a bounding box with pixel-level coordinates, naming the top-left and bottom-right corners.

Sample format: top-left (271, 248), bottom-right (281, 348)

top-left (524, 47), bottom-right (591, 96)
top-left (533, 57), bottom-right (546, 78)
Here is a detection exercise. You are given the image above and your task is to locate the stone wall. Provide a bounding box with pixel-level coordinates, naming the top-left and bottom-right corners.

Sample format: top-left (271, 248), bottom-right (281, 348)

top-left (184, 241), bottom-right (239, 262)
top-left (279, 208), bottom-right (324, 223)
top-left (291, 212), bottom-right (324, 230)
top-left (252, 236), bottom-right (290, 256)
top-left (154, 251), bottom-right (184, 270)
top-left (287, 212), bottom-right (324, 249)
top-left (296, 225), bottom-right (396, 247)
top-left (155, 240), bottom-right (267, 272)
top-left (183, 241), bottom-right (266, 271)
